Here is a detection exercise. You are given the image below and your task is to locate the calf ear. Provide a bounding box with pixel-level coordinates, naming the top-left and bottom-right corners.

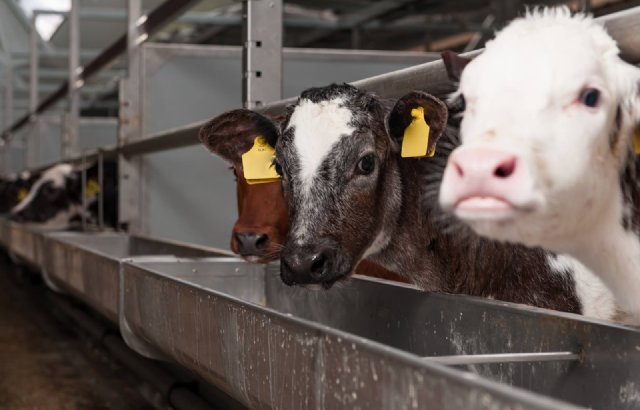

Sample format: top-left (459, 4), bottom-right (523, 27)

top-left (387, 91), bottom-right (448, 155)
top-left (199, 109), bottom-right (280, 164)
top-left (441, 51), bottom-right (472, 83)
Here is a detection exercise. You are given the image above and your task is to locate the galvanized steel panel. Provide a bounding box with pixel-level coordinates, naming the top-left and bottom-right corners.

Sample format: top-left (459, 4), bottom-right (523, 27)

top-left (122, 258), bottom-right (640, 409)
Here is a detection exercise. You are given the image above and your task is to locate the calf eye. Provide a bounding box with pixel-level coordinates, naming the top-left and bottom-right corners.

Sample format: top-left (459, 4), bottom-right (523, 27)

top-left (356, 154), bottom-right (375, 175)
top-left (579, 88), bottom-right (600, 108)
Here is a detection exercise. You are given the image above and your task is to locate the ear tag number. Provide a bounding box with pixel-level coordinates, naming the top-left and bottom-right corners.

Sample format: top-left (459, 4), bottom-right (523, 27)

top-left (242, 136), bottom-right (280, 185)
top-left (17, 188), bottom-right (28, 201)
top-left (401, 106), bottom-right (435, 158)
top-left (634, 129), bottom-right (640, 155)
top-left (85, 179), bottom-right (101, 198)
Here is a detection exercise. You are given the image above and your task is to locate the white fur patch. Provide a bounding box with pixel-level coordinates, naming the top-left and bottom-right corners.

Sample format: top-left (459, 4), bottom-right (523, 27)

top-left (288, 97), bottom-right (354, 189)
top-left (362, 230), bottom-right (390, 259)
top-left (547, 254), bottom-right (618, 320)
top-left (12, 163), bottom-right (73, 213)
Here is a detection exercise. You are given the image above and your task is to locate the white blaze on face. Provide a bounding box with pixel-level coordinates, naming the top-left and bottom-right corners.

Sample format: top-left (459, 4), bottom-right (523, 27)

top-left (11, 163), bottom-right (73, 214)
top-left (288, 97), bottom-right (355, 190)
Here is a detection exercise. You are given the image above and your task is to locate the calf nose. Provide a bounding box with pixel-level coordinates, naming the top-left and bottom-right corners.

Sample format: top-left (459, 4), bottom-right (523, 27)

top-left (234, 232), bottom-right (269, 256)
top-left (281, 247), bottom-right (332, 285)
top-left (449, 147), bottom-right (518, 181)
top-left (440, 146), bottom-right (524, 211)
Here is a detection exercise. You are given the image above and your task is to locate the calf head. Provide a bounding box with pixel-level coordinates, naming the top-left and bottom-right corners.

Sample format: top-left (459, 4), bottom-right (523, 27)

top-left (11, 163), bottom-right (101, 229)
top-left (439, 9), bottom-right (640, 253)
top-left (200, 110), bottom-right (288, 263)
top-left (232, 84), bottom-right (447, 287)
top-left (0, 171), bottom-right (36, 214)
top-left (11, 164), bottom-right (80, 228)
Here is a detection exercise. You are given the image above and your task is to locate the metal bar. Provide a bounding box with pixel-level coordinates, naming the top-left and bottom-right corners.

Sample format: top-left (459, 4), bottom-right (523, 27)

top-left (118, 0), bottom-right (146, 234)
top-left (425, 351), bottom-right (581, 366)
top-left (98, 150), bottom-right (104, 229)
top-left (242, 0), bottom-right (283, 108)
top-left (28, 7), bottom-right (493, 32)
top-left (79, 117), bottom-right (118, 126)
top-left (64, 0), bottom-right (80, 159)
top-left (29, 15), bottom-right (38, 114)
top-left (81, 153), bottom-right (87, 232)
top-left (4, 68), bottom-right (13, 174)
top-left (27, 15), bottom-right (40, 169)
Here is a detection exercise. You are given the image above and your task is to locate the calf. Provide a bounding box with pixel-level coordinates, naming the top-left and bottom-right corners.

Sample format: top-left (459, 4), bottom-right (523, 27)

top-left (438, 8), bottom-right (640, 322)
top-left (199, 111), bottom-right (409, 283)
top-left (219, 83), bottom-right (619, 319)
top-left (11, 162), bottom-right (118, 230)
top-left (0, 171), bottom-right (38, 214)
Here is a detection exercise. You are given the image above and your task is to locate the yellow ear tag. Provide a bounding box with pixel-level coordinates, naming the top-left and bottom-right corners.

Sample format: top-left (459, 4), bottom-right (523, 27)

top-left (85, 179), bottom-right (101, 198)
top-left (401, 106), bottom-right (435, 158)
top-left (634, 129), bottom-right (640, 155)
top-left (17, 188), bottom-right (28, 201)
top-left (241, 136), bottom-right (280, 185)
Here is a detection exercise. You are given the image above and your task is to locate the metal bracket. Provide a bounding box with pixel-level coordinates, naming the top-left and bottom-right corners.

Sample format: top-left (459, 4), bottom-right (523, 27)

top-left (242, 0), bottom-right (283, 109)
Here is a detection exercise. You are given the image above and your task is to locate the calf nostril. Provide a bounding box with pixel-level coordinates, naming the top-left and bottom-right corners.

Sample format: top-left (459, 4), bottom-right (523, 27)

top-left (494, 158), bottom-right (516, 178)
top-left (310, 253), bottom-right (327, 276)
top-left (255, 233), bottom-right (268, 250)
top-left (453, 161), bottom-right (464, 177)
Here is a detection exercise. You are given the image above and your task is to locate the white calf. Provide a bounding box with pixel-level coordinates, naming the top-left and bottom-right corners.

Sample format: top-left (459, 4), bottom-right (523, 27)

top-left (439, 8), bottom-right (640, 322)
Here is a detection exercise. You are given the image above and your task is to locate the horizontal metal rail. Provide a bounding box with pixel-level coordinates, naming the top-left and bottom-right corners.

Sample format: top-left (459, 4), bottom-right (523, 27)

top-left (425, 351), bottom-right (581, 366)
top-left (30, 8), bottom-right (493, 32)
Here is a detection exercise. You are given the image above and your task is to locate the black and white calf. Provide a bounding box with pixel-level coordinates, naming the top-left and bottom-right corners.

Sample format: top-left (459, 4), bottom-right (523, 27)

top-left (11, 162), bottom-right (118, 230)
top-left (0, 171), bottom-right (38, 214)
top-left (438, 9), bottom-right (640, 322)
top-left (222, 83), bottom-right (619, 320)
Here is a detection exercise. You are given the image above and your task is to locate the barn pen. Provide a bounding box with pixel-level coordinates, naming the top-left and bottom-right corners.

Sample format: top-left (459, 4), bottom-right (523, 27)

top-left (0, 1), bottom-right (639, 409)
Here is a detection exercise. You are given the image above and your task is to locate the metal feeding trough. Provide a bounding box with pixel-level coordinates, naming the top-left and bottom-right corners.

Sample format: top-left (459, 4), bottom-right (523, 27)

top-left (43, 232), bottom-right (233, 322)
top-left (1, 219), bottom-right (50, 268)
top-left (121, 257), bottom-right (640, 410)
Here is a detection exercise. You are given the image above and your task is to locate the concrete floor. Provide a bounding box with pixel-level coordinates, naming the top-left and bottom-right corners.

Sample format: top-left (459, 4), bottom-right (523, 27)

top-left (0, 259), bottom-right (154, 410)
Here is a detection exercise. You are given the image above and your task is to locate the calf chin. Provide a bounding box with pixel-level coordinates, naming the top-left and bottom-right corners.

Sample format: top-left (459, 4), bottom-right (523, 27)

top-left (280, 238), bottom-right (353, 288)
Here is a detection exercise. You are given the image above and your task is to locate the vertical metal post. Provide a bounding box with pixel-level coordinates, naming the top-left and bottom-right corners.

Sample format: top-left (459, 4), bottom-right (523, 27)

top-left (29, 15), bottom-right (38, 115)
top-left (64, 0), bottom-right (80, 159)
top-left (351, 27), bottom-right (361, 50)
top-left (3, 68), bottom-right (13, 174)
top-left (118, 0), bottom-right (146, 233)
top-left (98, 150), bottom-right (104, 229)
top-left (242, 0), bottom-right (283, 109)
top-left (580, 0), bottom-right (591, 13)
top-left (81, 153), bottom-right (87, 231)
top-left (27, 14), bottom-right (39, 168)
